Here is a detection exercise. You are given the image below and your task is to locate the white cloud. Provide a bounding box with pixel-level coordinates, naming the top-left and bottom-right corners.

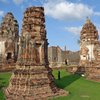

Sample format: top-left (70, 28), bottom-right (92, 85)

top-left (65, 26), bottom-right (82, 35)
top-left (13, 0), bottom-right (25, 5)
top-left (65, 25), bottom-right (100, 35)
top-left (0, 10), bottom-right (4, 17)
top-left (94, 12), bottom-right (100, 16)
top-left (44, 0), bottom-right (93, 21)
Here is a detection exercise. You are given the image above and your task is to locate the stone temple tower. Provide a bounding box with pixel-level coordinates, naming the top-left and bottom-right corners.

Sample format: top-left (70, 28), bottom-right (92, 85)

top-left (80, 18), bottom-right (99, 66)
top-left (17, 6), bottom-right (48, 66)
top-left (5, 7), bottom-right (68, 99)
top-left (79, 18), bottom-right (100, 81)
top-left (0, 12), bottom-right (19, 66)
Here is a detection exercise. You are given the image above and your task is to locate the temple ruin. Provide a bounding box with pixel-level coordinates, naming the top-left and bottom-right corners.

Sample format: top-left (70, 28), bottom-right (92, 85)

top-left (5, 7), bottom-right (68, 100)
top-left (48, 46), bottom-right (68, 68)
top-left (0, 12), bottom-right (19, 70)
top-left (48, 46), bottom-right (79, 68)
top-left (80, 18), bottom-right (100, 81)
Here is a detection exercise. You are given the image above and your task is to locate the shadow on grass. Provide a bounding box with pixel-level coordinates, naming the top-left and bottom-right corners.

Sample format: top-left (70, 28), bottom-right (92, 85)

top-left (55, 74), bottom-right (81, 89)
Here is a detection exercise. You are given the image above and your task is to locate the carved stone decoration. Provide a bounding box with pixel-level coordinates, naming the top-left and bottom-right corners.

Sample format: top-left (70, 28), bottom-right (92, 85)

top-left (5, 7), bottom-right (68, 100)
top-left (80, 47), bottom-right (89, 66)
top-left (80, 47), bottom-right (89, 55)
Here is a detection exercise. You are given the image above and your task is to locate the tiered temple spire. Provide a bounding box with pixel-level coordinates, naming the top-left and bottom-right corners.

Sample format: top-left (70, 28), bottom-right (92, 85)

top-left (0, 12), bottom-right (19, 66)
top-left (5, 7), bottom-right (68, 100)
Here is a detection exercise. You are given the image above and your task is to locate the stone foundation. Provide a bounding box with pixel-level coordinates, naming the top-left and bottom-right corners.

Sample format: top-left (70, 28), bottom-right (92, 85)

top-left (5, 65), bottom-right (68, 100)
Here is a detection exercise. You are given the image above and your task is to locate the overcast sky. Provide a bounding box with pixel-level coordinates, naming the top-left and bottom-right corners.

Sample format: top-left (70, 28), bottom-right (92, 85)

top-left (0, 0), bottom-right (100, 51)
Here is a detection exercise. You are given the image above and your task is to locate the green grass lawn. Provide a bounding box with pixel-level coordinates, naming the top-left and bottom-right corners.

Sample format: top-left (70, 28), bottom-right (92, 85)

top-left (0, 72), bottom-right (11, 100)
top-left (0, 70), bottom-right (100, 100)
top-left (52, 69), bottom-right (100, 100)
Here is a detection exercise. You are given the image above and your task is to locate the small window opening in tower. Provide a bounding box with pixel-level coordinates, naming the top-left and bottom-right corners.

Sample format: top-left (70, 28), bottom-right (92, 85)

top-left (29, 24), bottom-right (32, 30)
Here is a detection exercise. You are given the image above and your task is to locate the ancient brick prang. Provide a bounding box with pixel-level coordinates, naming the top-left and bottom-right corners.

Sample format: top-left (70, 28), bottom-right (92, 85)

top-left (5, 7), bottom-right (68, 100)
top-left (0, 12), bottom-right (19, 69)
top-left (79, 18), bottom-right (100, 82)
top-left (80, 18), bottom-right (99, 44)
top-left (17, 7), bottom-right (48, 66)
top-left (80, 18), bottom-right (99, 66)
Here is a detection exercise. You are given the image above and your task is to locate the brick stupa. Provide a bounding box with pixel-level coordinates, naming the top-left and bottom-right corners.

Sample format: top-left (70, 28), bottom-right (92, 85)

top-left (79, 18), bottom-right (100, 81)
top-left (0, 12), bottom-right (19, 68)
top-left (5, 7), bottom-right (68, 100)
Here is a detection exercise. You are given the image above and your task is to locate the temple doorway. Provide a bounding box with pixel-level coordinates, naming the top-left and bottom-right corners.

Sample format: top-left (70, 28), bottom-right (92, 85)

top-left (6, 52), bottom-right (12, 60)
